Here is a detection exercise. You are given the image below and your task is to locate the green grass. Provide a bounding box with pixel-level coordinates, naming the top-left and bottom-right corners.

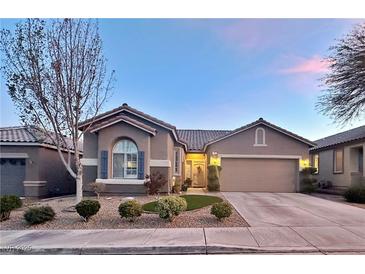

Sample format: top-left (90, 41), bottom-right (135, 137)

top-left (142, 195), bottom-right (223, 212)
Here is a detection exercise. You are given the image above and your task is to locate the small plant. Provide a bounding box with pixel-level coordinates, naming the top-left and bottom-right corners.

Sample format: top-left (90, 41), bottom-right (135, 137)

top-left (118, 200), bottom-right (143, 222)
top-left (0, 195), bottom-right (22, 221)
top-left (89, 182), bottom-right (106, 199)
top-left (211, 201), bottom-right (233, 221)
top-left (144, 172), bottom-right (167, 195)
top-left (300, 177), bottom-right (318, 193)
top-left (207, 165), bottom-right (222, 191)
top-left (172, 179), bottom-right (181, 194)
top-left (24, 206), bottom-right (55, 225)
top-left (156, 196), bottom-right (187, 222)
top-left (75, 200), bottom-right (101, 222)
top-left (300, 167), bottom-right (317, 194)
top-left (181, 178), bottom-right (192, 192)
top-left (344, 186), bottom-right (365, 203)
top-left (318, 180), bottom-right (333, 189)
top-left (300, 167), bottom-right (318, 176)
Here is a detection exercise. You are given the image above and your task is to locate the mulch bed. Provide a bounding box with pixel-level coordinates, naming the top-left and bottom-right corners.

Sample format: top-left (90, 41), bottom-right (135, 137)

top-left (0, 195), bottom-right (248, 230)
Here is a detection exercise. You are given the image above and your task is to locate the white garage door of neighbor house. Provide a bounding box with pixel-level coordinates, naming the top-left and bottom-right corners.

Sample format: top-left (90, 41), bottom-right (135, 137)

top-left (220, 158), bottom-right (298, 192)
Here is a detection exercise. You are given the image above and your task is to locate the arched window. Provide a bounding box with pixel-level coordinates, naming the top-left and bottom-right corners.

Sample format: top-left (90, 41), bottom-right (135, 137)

top-left (254, 127), bottom-right (266, 146)
top-left (112, 139), bottom-right (138, 178)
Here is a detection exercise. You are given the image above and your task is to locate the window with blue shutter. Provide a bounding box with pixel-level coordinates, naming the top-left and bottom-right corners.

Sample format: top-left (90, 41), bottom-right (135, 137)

top-left (138, 151), bottom-right (145, 179)
top-left (100, 150), bottom-right (108, 179)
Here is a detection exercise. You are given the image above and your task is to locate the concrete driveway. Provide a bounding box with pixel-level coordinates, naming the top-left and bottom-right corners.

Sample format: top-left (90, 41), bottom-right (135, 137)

top-left (223, 192), bottom-right (365, 252)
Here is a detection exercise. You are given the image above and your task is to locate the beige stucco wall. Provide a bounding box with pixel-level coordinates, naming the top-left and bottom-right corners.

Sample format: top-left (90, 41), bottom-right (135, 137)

top-left (206, 125), bottom-right (310, 160)
top-left (97, 122), bottom-right (151, 179)
top-left (312, 142), bottom-right (365, 188)
top-left (1, 145), bottom-right (75, 196)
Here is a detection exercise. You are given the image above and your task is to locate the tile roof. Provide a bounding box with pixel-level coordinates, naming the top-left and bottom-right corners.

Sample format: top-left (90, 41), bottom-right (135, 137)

top-left (88, 114), bottom-right (157, 135)
top-left (0, 126), bottom-right (82, 151)
top-left (311, 125), bottom-right (365, 151)
top-left (79, 103), bottom-right (176, 130)
top-left (79, 103), bottom-right (315, 151)
top-left (177, 129), bottom-right (232, 151)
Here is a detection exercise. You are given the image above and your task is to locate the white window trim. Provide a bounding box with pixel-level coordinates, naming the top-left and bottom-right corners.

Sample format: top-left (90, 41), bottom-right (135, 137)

top-left (254, 127), bottom-right (267, 146)
top-left (173, 147), bottom-right (182, 176)
top-left (112, 140), bottom-right (138, 179)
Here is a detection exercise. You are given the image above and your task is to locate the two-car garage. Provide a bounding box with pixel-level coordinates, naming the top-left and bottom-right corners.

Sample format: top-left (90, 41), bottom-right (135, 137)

top-left (219, 157), bottom-right (299, 192)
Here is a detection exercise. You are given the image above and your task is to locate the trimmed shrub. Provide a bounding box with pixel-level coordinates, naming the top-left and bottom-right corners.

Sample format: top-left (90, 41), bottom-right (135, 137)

top-left (207, 165), bottom-right (222, 191)
top-left (300, 167), bottom-right (317, 176)
top-left (156, 196), bottom-right (187, 222)
top-left (344, 186), bottom-right (365, 203)
top-left (181, 178), bottom-right (192, 192)
top-left (118, 200), bottom-right (143, 222)
top-left (89, 182), bottom-right (106, 199)
top-left (300, 167), bottom-right (317, 194)
top-left (172, 179), bottom-right (181, 194)
top-left (0, 195), bottom-right (22, 221)
top-left (144, 172), bottom-right (167, 195)
top-left (75, 200), bottom-right (100, 221)
top-left (211, 201), bottom-right (233, 221)
top-left (24, 206), bottom-right (55, 225)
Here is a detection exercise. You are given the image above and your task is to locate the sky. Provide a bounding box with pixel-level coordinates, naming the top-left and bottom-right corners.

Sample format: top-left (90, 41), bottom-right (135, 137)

top-left (1, 19), bottom-right (364, 141)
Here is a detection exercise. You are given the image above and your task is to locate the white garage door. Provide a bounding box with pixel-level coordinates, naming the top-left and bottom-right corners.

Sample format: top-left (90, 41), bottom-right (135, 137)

top-left (220, 158), bottom-right (298, 192)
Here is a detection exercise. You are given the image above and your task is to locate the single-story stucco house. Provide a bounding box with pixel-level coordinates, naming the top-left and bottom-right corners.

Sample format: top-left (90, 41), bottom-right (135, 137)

top-left (79, 103), bottom-right (315, 194)
top-left (0, 126), bottom-right (78, 197)
top-left (310, 125), bottom-right (365, 191)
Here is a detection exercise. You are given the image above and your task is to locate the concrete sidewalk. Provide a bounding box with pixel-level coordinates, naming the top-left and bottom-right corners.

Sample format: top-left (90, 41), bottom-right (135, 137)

top-left (2, 227), bottom-right (365, 254)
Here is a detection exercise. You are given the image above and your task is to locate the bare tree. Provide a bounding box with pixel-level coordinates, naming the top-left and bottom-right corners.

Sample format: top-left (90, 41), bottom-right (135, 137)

top-left (317, 23), bottom-right (365, 125)
top-left (0, 19), bottom-right (114, 203)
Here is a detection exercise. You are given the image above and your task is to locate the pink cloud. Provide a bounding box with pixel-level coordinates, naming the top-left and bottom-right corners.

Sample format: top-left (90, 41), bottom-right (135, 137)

top-left (279, 55), bottom-right (330, 74)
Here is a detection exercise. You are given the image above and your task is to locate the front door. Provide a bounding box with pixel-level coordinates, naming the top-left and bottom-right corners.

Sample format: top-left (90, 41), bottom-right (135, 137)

top-left (192, 161), bottom-right (206, 187)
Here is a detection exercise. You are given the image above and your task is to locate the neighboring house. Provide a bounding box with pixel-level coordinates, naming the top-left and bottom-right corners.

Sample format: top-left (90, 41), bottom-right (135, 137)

top-left (310, 125), bottom-right (365, 190)
top-left (0, 126), bottom-right (79, 197)
top-left (79, 103), bottom-right (315, 194)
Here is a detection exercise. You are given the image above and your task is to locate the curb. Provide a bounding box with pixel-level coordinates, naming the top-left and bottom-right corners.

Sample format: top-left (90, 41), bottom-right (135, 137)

top-left (4, 245), bottom-right (365, 255)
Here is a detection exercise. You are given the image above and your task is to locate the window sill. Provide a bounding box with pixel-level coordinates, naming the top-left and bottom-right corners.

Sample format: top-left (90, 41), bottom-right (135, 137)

top-left (253, 144), bottom-right (267, 147)
top-left (96, 179), bottom-right (144, 185)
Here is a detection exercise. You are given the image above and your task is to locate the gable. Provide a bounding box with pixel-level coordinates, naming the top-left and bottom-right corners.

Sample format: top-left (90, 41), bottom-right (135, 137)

top-left (206, 124), bottom-right (311, 158)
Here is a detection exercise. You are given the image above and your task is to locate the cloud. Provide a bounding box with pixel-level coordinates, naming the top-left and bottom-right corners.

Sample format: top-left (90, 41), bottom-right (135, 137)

top-left (279, 55), bottom-right (330, 74)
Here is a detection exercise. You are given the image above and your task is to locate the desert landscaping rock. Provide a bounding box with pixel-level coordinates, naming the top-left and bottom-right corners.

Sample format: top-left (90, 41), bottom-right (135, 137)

top-left (0, 195), bottom-right (247, 230)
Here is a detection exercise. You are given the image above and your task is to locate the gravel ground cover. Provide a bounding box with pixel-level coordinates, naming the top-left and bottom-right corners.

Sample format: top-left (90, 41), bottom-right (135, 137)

top-left (0, 194), bottom-right (248, 230)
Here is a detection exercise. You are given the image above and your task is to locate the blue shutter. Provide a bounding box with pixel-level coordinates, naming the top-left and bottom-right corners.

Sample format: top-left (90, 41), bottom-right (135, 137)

top-left (100, 150), bottom-right (108, 179)
top-left (138, 151), bottom-right (145, 179)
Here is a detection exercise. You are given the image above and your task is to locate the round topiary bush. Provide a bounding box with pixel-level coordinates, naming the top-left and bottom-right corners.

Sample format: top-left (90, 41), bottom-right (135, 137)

top-left (75, 200), bottom-right (100, 222)
top-left (156, 196), bottom-right (187, 222)
top-left (118, 200), bottom-right (143, 222)
top-left (211, 201), bottom-right (233, 221)
top-left (344, 186), bottom-right (365, 203)
top-left (24, 206), bottom-right (55, 225)
top-left (0, 195), bottom-right (22, 221)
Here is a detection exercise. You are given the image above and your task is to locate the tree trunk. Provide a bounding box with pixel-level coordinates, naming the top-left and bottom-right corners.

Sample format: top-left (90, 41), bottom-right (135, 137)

top-left (76, 171), bottom-right (83, 204)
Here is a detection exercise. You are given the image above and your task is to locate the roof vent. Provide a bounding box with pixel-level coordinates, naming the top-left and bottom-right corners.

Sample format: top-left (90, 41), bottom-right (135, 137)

top-left (122, 103), bottom-right (128, 107)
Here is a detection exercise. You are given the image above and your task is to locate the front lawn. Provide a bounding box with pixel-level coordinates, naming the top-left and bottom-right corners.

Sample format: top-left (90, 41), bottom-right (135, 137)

top-left (142, 194), bottom-right (223, 212)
